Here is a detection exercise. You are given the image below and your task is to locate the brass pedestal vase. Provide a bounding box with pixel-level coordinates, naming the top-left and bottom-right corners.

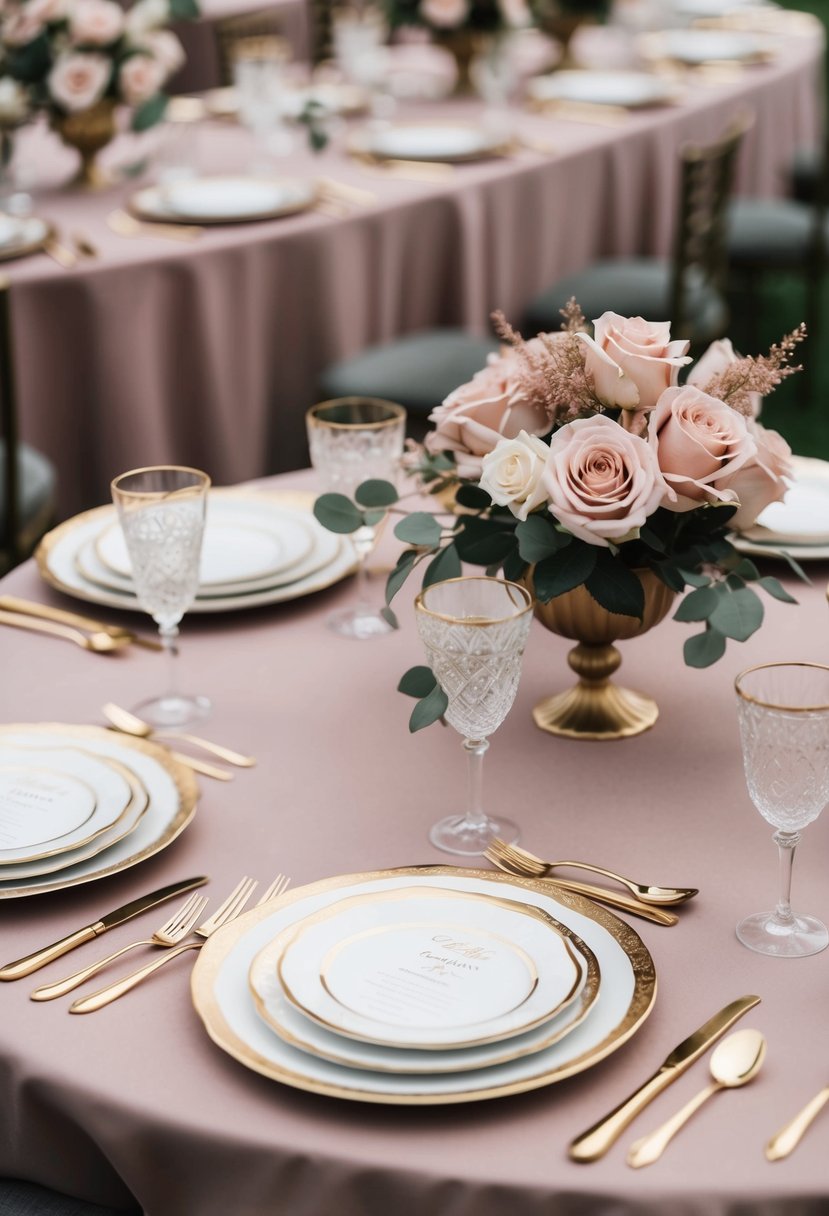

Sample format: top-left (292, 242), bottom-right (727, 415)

top-left (53, 100), bottom-right (116, 188)
top-left (529, 569), bottom-right (676, 741)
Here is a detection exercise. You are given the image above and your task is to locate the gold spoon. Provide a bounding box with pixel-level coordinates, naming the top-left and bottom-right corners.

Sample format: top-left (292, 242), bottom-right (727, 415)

top-left (627, 1028), bottom-right (767, 1168)
top-left (0, 609), bottom-right (128, 653)
top-left (102, 702), bottom-right (256, 767)
top-left (766, 1086), bottom-right (829, 1161)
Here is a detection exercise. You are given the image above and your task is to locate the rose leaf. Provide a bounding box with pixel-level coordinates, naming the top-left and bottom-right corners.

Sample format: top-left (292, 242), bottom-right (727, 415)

top-left (585, 551), bottom-right (645, 620)
top-left (516, 516), bottom-right (564, 563)
top-left (532, 543), bottom-right (597, 602)
top-left (455, 484), bottom-right (492, 510)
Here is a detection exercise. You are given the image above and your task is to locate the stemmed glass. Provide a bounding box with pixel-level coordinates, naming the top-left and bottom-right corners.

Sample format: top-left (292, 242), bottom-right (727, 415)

top-left (111, 466), bottom-right (211, 728)
top-left (232, 37), bottom-right (294, 168)
top-left (734, 661), bottom-right (829, 957)
top-left (306, 396), bottom-right (406, 640)
top-left (414, 576), bottom-right (534, 855)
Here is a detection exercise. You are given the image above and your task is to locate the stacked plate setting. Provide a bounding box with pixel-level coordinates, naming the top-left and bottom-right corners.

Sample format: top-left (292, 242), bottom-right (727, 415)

top-left (0, 724), bottom-right (197, 898)
top-left (733, 455), bottom-right (829, 561)
top-left (192, 866), bottom-right (657, 1104)
top-left (36, 489), bottom-right (356, 613)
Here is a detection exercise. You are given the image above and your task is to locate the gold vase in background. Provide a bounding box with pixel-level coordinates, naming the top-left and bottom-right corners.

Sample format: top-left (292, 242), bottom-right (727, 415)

top-left (53, 99), bottom-right (116, 188)
top-left (434, 29), bottom-right (489, 93)
top-left (528, 568), bottom-right (675, 741)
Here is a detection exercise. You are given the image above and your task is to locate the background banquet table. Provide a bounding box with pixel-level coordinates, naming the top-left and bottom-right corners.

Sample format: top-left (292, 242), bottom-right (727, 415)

top-left (1, 469), bottom-right (828, 1215)
top-left (4, 23), bottom-right (823, 518)
top-left (169, 0), bottom-right (312, 95)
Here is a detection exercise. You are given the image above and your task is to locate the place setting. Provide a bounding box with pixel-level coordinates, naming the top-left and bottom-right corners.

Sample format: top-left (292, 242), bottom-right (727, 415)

top-left (731, 453), bottom-right (829, 561)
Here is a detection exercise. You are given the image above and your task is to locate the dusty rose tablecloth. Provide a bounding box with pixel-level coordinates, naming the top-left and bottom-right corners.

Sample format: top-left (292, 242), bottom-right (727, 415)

top-left (1, 469), bottom-right (829, 1215)
top-left (4, 28), bottom-right (823, 517)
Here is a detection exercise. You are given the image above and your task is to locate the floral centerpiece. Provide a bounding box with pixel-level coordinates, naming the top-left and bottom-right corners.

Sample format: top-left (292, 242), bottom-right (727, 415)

top-left (0, 0), bottom-right (197, 183)
top-left (314, 304), bottom-right (805, 738)
top-left (384, 0), bottom-right (535, 35)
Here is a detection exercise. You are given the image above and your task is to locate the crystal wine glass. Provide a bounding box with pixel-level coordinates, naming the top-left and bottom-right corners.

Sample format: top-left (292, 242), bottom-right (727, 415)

top-left (415, 576), bottom-right (534, 855)
top-left (306, 396), bottom-right (406, 640)
top-left (111, 465), bottom-right (211, 728)
top-left (232, 36), bottom-right (294, 167)
top-left (735, 661), bottom-right (829, 957)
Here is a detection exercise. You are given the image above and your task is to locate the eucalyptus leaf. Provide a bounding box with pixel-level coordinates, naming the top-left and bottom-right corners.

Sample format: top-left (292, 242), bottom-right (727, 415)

top-left (655, 563), bottom-right (687, 594)
top-left (502, 548), bottom-right (528, 584)
top-left (673, 585), bottom-right (719, 622)
top-left (380, 606), bottom-right (398, 630)
top-left (677, 568), bottom-right (711, 588)
top-left (453, 520), bottom-right (516, 566)
top-left (709, 586), bottom-right (764, 641)
top-left (409, 684), bottom-right (449, 732)
top-left (585, 552), bottom-right (645, 620)
top-left (398, 666), bottom-right (437, 698)
top-left (313, 493), bottom-right (364, 534)
top-left (385, 550), bottom-right (418, 605)
top-left (131, 93), bottom-right (168, 133)
top-left (362, 509), bottom-right (386, 528)
top-left (516, 516), bottom-right (563, 563)
top-left (423, 544), bottom-right (462, 588)
top-left (394, 512), bottom-right (443, 547)
top-left (355, 479), bottom-right (398, 508)
top-left (169, 0), bottom-right (199, 17)
top-left (730, 557), bottom-right (760, 581)
top-left (684, 626), bottom-right (727, 668)
top-left (532, 543), bottom-right (597, 602)
top-left (757, 576), bottom-right (798, 604)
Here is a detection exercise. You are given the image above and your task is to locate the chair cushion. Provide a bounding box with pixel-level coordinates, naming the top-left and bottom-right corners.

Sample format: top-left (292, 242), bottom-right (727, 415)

top-left (318, 330), bottom-right (501, 416)
top-left (727, 198), bottom-right (823, 267)
top-left (0, 441), bottom-right (57, 551)
top-left (522, 260), bottom-right (728, 346)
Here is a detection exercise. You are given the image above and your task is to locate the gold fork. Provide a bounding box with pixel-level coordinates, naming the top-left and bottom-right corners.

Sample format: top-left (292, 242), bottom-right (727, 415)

top-left (484, 840), bottom-right (680, 926)
top-left (486, 838), bottom-right (698, 906)
top-left (68, 877), bottom-right (258, 1013)
top-left (29, 892), bottom-right (209, 1002)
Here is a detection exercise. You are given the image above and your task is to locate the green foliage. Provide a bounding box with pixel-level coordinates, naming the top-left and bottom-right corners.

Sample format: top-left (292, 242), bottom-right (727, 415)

top-left (355, 480), bottom-right (399, 508)
top-left (516, 515), bottom-right (565, 563)
top-left (394, 512), bottom-right (443, 547)
top-left (397, 667), bottom-right (448, 732)
top-left (313, 493), bottom-right (364, 534)
top-left (585, 550), bottom-right (645, 619)
top-left (131, 94), bottom-right (168, 132)
top-left (169, 0), bottom-right (200, 18)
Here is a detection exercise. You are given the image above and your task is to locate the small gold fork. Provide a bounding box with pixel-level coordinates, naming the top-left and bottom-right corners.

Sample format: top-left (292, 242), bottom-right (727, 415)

top-left (485, 838), bottom-right (698, 906)
top-left (68, 877), bottom-right (260, 1013)
top-left (29, 892), bottom-right (209, 1002)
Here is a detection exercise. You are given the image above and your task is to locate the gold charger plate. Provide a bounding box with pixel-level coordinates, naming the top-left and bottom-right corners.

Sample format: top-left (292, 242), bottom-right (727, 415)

top-left (0, 724), bottom-right (197, 898)
top-left (192, 865), bottom-right (656, 1104)
top-left (128, 176), bottom-right (317, 226)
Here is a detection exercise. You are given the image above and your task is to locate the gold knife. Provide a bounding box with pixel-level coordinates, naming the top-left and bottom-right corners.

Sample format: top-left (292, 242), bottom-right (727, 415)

top-left (0, 596), bottom-right (163, 651)
top-left (568, 994), bottom-right (761, 1162)
top-left (0, 876), bottom-right (208, 980)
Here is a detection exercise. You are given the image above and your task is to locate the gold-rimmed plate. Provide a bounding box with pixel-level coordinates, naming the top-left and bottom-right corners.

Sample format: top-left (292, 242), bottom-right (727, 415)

top-left (129, 176), bottom-right (317, 225)
top-left (249, 900), bottom-right (600, 1074)
top-left (0, 725), bottom-right (197, 898)
top-left (273, 886), bottom-right (586, 1049)
top-left (349, 122), bottom-right (509, 163)
top-left (0, 216), bottom-right (53, 264)
top-left (192, 866), bottom-right (656, 1104)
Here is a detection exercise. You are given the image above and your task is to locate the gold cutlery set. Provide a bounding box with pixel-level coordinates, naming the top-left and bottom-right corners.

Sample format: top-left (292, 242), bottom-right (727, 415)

top-left (1, 875), bottom-right (290, 1012)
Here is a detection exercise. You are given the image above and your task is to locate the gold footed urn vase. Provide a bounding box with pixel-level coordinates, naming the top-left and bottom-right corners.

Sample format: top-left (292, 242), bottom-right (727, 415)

top-left (53, 100), bottom-right (116, 188)
top-left (528, 568), bottom-right (676, 741)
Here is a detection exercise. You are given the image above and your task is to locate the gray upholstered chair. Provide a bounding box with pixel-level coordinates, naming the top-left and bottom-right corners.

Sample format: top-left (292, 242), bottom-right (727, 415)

top-left (0, 1179), bottom-right (137, 1215)
top-left (0, 280), bottom-right (56, 576)
top-left (522, 113), bottom-right (753, 349)
top-left (317, 329), bottom-right (501, 435)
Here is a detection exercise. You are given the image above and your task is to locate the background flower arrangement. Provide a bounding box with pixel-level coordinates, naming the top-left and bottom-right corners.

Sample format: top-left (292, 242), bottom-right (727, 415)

top-left (383, 0), bottom-right (536, 36)
top-left (0, 0), bottom-right (197, 135)
top-left (315, 304), bottom-right (805, 729)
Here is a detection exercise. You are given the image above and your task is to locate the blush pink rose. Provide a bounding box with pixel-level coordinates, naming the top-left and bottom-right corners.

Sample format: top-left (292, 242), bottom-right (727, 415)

top-left (648, 384), bottom-right (758, 512)
top-left (686, 337), bottom-right (762, 419)
top-left (420, 0), bottom-right (469, 27)
top-left (25, 0), bottom-right (66, 24)
top-left (498, 0), bottom-right (532, 26)
top-left (586, 312), bottom-right (691, 415)
top-left (425, 347), bottom-right (551, 478)
top-left (3, 9), bottom-right (45, 45)
top-left (69, 0), bottom-right (124, 44)
top-left (542, 413), bottom-right (669, 547)
top-left (717, 421), bottom-right (793, 530)
top-left (48, 51), bottom-right (110, 111)
top-left (119, 52), bottom-right (165, 104)
top-left (136, 28), bottom-right (183, 73)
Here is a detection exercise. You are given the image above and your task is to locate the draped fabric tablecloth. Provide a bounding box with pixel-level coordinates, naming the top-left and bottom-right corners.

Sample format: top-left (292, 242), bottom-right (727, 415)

top-left (3, 25), bottom-right (823, 517)
top-left (0, 469), bottom-right (828, 1215)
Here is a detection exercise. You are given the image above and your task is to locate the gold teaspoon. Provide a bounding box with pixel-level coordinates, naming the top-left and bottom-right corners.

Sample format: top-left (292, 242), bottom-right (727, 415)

top-left (766, 1086), bottom-right (829, 1161)
top-left (626, 1029), bottom-right (767, 1168)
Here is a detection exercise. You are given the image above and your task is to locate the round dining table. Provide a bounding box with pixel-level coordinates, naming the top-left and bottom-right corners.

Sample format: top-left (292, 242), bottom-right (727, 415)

top-left (0, 467), bottom-right (828, 1215)
top-left (3, 17), bottom-right (823, 519)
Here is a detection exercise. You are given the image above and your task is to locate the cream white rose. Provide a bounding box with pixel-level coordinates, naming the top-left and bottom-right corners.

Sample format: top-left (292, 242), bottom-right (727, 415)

top-left (717, 421), bottom-right (792, 530)
top-left (48, 51), bottom-right (110, 111)
top-left (119, 52), bottom-right (165, 104)
top-left (542, 413), bottom-right (669, 546)
top-left (480, 431), bottom-right (550, 520)
top-left (425, 348), bottom-right (551, 479)
top-left (0, 77), bottom-right (30, 125)
top-left (69, 0), bottom-right (124, 44)
top-left (589, 312), bottom-right (691, 413)
top-left (420, 0), bottom-right (469, 28)
top-left (124, 0), bottom-right (169, 36)
top-left (649, 384), bottom-right (758, 512)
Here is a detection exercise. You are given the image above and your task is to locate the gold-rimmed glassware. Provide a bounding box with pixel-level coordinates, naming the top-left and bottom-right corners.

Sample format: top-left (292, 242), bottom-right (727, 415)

top-left (111, 465), bottom-right (210, 728)
top-left (734, 661), bottom-right (829, 957)
top-left (306, 396), bottom-right (406, 640)
top-left (414, 576), bottom-right (533, 855)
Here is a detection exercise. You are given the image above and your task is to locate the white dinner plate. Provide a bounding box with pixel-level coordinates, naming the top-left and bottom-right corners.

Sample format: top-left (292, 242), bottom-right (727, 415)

top-left (130, 177), bottom-right (317, 225)
top-left (642, 28), bottom-right (769, 62)
top-left (36, 491), bottom-right (355, 613)
top-left (350, 123), bottom-right (507, 163)
top-left (275, 887), bottom-right (585, 1049)
top-left (527, 70), bottom-right (677, 108)
top-left (674, 0), bottom-right (771, 14)
top-left (192, 866), bottom-right (656, 1104)
top-left (737, 455), bottom-right (829, 546)
top-left (0, 745), bottom-right (134, 862)
top-left (95, 503), bottom-right (313, 588)
top-left (0, 215), bottom-right (52, 263)
top-left (0, 726), bottom-right (197, 898)
top-left (249, 903), bottom-right (600, 1073)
